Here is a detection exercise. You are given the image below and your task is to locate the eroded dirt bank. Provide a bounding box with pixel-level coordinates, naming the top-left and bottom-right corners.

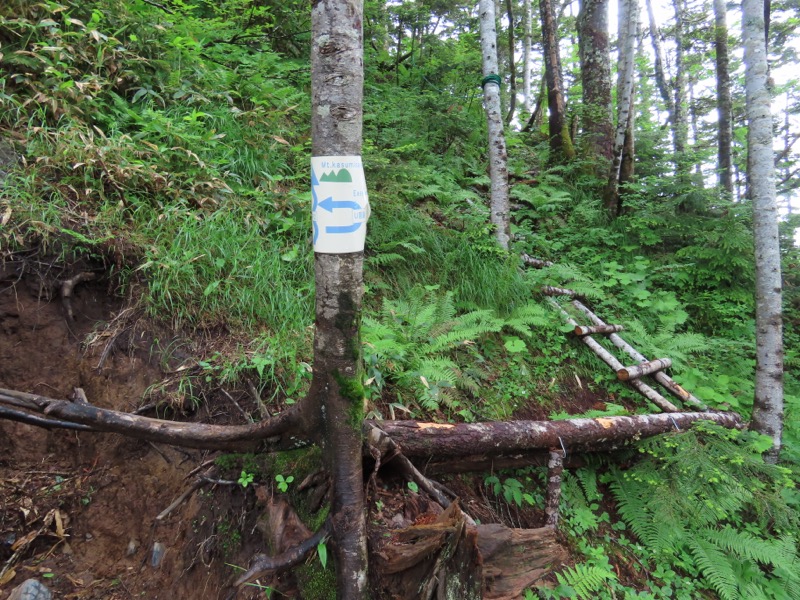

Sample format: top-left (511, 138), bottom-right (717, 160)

top-left (0, 267), bottom-right (262, 599)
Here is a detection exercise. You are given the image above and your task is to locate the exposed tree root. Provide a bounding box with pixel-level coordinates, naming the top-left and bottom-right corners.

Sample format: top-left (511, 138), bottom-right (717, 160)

top-left (0, 387), bottom-right (311, 451)
top-left (234, 518), bottom-right (331, 587)
top-left (59, 271), bottom-right (97, 320)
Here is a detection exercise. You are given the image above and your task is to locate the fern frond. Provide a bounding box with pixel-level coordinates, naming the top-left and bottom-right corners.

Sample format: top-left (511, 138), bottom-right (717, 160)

top-left (554, 563), bottom-right (615, 599)
top-left (688, 537), bottom-right (740, 600)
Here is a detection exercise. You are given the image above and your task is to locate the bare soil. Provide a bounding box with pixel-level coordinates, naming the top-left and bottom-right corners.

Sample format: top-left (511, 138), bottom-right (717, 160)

top-left (0, 269), bottom-right (267, 600)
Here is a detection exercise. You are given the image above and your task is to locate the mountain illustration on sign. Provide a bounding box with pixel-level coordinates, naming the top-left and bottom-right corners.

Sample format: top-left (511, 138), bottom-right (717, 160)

top-left (319, 169), bottom-right (353, 183)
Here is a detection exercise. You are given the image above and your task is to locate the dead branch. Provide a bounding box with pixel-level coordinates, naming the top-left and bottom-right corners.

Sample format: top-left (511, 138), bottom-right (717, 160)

top-left (234, 519), bottom-right (332, 587)
top-left (366, 424), bottom-right (470, 522)
top-left (521, 255), bottom-right (554, 268)
top-left (156, 469), bottom-right (215, 521)
top-left (0, 387), bottom-right (311, 451)
top-left (0, 405), bottom-right (93, 431)
top-left (373, 411), bottom-right (741, 459)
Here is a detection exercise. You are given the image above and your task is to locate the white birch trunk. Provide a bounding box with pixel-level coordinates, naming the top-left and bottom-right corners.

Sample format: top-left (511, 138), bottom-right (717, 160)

top-left (604, 0), bottom-right (638, 211)
top-left (523, 0), bottom-right (533, 111)
top-left (742, 0), bottom-right (784, 462)
top-left (479, 0), bottom-right (511, 250)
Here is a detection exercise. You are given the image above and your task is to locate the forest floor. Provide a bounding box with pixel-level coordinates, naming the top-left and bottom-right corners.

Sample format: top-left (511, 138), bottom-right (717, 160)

top-left (0, 262), bottom-right (610, 599)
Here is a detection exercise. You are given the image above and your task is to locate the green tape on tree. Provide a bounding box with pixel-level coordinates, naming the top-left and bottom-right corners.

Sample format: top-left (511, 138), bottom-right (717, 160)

top-left (481, 74), bottom-right (502, 88)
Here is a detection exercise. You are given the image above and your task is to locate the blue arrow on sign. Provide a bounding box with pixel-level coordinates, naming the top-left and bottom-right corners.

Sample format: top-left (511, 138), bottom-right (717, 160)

top-left (318, 197), bottom-right (363, 213)
top-left (311, 169), bottom-right (320, 212)
top-left (326, 222), bottom-right (364, 234)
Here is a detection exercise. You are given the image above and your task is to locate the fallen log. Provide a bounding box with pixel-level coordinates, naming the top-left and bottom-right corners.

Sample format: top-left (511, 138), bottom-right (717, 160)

top-left (617, 358), bottom-right (672, 381)
top-left (374, 411), bottom-right (741, 459)
top-left (571, 301), bottom-right (707, 410)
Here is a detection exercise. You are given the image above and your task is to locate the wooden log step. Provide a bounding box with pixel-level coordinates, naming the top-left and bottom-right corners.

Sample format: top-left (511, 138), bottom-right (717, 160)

top-left (548, 300), bottom-right (679, 412)
top-left (542, 286), bottom-right (579, 297)
top-left (521, 254), bottom-right (554, 268)
top-left (574, 324), bottom-right (624, 336)
top-left (617, 358), bottom-right (672, 381)
top-left (571, 300), bottom-right (707, 411)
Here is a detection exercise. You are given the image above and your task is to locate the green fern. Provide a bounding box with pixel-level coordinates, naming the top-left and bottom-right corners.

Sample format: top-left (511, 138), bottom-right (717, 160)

top-left (554, 563), bottom-right (616, 599)
top-left (604, 423), bottom-right (800, 598)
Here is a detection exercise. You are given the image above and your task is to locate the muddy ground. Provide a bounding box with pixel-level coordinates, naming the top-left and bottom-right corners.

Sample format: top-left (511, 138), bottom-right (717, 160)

top-left (0, 266), bottom-right (279, 599)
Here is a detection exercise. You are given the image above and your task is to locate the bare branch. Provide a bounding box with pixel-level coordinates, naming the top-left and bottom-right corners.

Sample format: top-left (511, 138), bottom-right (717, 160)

top-left (234, 519), bottom-right (332, 587)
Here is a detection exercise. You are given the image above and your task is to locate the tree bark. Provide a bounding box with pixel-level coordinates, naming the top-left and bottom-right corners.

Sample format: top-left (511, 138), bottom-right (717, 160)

top-left (603, 0), bottom-right (638, 214)
top-left (713, 0), bottom-right (733, 196)
top-left (523, 0), bottom-right (533, 111)
top-left (311, 0), bottom-right (370, 593)
top-left (672, 0), bottom-right (689, 178)
top-left (742, 0), bottom-right (784, 463)
top-left (479, 0), bottom-right (512, 250)
top-left (376, 412), bottom-right (741, 458)
top-left (577, 0), bottom-right (613, 170)
top-left (505, 0), bottom-right (518, 124)
top-left (539, 0), bottom-right (574, 161)
top-left (645, 0), bottom-right (675, 120)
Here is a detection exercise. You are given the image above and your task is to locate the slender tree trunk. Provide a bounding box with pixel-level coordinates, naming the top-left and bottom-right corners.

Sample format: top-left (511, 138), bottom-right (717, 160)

top-left (539, 0), bottom-right (574, 160)
top-left (604, 0), bottom-right (638, 214)
top-left (505, 0), bottom-right (518, 124)
top-left (480, 0), bottom-right (512, 250)
top-left (523, 0), bottom-right (533, 111)
top-left (714, 0), bottom-right (733, 196)
top-left (742, 0), bottom-right (784, 463)
top-left (645, 0), bottom-right (675, 119)
top-left (311, 0), bottom-right (369, 594)
top-left (619, 91), bottom-right (635, 189)
top-left (577, 0), bottom-right (613, 172)
top-left (673, 0), bottom-right (689, 178)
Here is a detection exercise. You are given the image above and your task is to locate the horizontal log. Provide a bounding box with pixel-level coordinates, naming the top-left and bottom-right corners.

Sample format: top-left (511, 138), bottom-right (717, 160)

top-left (571, 301), bottom-right (707, 410)
top-left (375, 411), bottom-right (741, 458)
top-left (574, 324), bottom-right (624, 336)
top-left (617, 358), bottom-right (672, 381)
top-left (542, 286), bottom-right (579, 297)
top-left (521, 255), bottom-right (554, 269)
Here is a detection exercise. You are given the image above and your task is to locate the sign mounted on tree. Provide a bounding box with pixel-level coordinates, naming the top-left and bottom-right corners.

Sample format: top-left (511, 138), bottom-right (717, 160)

top-left (311, 156), bottom-right (370, 253)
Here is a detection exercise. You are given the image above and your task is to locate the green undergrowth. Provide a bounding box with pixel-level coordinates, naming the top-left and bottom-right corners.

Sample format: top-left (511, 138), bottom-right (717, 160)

top-left (535, 422), bottom-right (800, 599)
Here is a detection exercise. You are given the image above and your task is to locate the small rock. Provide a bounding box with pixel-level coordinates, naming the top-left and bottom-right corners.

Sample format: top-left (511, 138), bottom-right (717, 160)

top-left (151, 542), bottom-right (166, 568)
top-left (7, 579), bottom-right (52, 600)
top-left (126, 538), bottom-right (139, 556)
top-left (84, 533), bottom-right (93, 541)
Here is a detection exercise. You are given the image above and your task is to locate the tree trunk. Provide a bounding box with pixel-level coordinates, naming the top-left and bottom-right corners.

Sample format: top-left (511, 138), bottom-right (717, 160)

top-left (311, 0), bottom-right (369, 594)
top-left (523, 0), bottom-right (533, 111)
top-left (479, 0), bottom-right (512, 250)
top-left (645, 0), bottom-right (675, 120)
top-left (577, 0), bottom-right (613, 171)
top-left (672, 0), bottom-right (689, 179)
top-left (539, 0), bottom-right (574, 161)
top-left (742, 0), bottom-right (784, 463)
top-left (505, 0), bottom-right (518, 124)
top-left (603, 0), bottom-right (638, 213)
top-left (714, 0), bottom-right (733, 196)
